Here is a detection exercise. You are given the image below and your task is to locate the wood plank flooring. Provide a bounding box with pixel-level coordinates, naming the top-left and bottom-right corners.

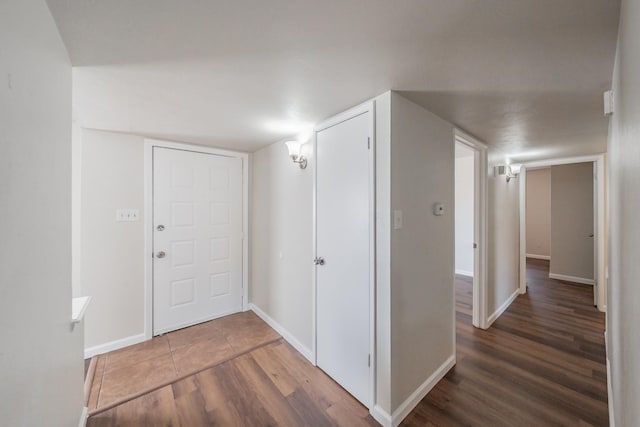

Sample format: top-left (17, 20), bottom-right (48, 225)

top-left (88, 259), bottom-right (608, 426)
top-left (87, 338), bottom-right (378, 427)
top-left (401, 259), bottom-right (608, 426)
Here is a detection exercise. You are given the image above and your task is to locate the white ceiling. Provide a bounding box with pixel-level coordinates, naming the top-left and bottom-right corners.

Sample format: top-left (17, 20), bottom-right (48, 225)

top-left (47, 0), bottom-right (620, 160)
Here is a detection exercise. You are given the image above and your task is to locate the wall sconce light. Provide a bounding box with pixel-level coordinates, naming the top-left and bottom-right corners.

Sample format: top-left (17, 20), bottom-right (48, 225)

top-left (495, 165), bottom-right (518, 183)
top-left (285, 140), bottom-right (307, 169)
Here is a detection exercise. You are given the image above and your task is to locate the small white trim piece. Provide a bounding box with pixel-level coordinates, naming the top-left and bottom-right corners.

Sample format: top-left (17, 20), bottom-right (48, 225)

top-left (249, 303), bottom-right (314, 364)
top-left (78, 406), bottom-right (88, 427)
top-left (487, 287), bottom-right (520, 327)
top-left (71, 296), bottom-right (91, 325)
top-left (84, 333), bottom-right (146, 359)
top-left (454, 269), bottom-right (474, 277)
top-left (607, 355), bottom-right (615, 427)
top-left (390, 354), bottom-right (456, 427)
top-left (370, 405), bottom-right (392, 427)
top-left (526, 254), bottom-right (550, 260)
top-left (548, 273), bottom-right (595, 286)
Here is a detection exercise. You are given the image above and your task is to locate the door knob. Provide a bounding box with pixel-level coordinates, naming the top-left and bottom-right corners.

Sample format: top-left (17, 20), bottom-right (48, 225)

top-left (157, 225), bottom-right (165, 231)
top-left (314, 257), bottom-right (325, 265)
top-left (589, 234), bottom-right (594, 237)
top-left (156, 251), bottom-right (166, 258)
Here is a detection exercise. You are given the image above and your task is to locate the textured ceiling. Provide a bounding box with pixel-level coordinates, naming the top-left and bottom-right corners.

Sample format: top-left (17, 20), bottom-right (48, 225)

top-left (47, 0), bottom-right (620, 160)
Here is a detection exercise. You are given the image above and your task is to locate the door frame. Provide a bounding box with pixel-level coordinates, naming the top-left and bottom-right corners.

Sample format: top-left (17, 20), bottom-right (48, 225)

top-left (312, 101), bottom-right (376, 408)
top-left (454, 129), bottom-right (489, 329)
top-left (518, 154), bottom-right (606, 312)
top-left (143, 138), bottom-right (249, 339)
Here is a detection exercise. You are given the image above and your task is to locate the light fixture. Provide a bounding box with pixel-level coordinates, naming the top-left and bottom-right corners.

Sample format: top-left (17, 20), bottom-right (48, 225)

top-left (285, 140), bottom-right (307, 169)
top-left (495, 165), bottom-right (518, 183)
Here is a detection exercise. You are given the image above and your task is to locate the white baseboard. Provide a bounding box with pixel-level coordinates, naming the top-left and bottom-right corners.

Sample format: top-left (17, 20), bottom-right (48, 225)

top-left (78, 406), bottom-right (88, 427)
top-left (606, 331), bottom-right (615, 427)
top-left (370, 405), bottom-right (392, 427)
top-left (84, 333), bottom-right (147, 359)
top-left (390, 354), bottom-right (456, 426)
top-left (548, 273), bottom-right (595, 286)
top-left (249, 303), bottom-right (314, 364)
top-left (487, 288), bottom-right (520, 327)
top-left (526, 253), bottom-right (550, 260)
top-left (455, 269), bottom-right (474, 277)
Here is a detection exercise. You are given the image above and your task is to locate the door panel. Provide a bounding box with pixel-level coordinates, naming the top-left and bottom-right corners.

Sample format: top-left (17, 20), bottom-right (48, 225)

top-left (316, 111), bottom-right (371, 406)
top-left (153, 147), bottom-right (243, 335)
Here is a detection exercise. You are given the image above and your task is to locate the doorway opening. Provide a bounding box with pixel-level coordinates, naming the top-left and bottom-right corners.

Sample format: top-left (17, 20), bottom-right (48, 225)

top-left (454, 130), bottom-right (488, 329)
top-left (454, 142), bottom-right (475, 324)
top-left (518, 155), bottom-right (606, 312)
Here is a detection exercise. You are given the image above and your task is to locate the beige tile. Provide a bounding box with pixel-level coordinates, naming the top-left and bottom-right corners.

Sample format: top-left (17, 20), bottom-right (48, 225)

top-left (171, 333), bottom-right (235, 376)
top-left (166, 319), bottom-right (221, 351)
top-left (223, 320), bottom-right (280, 353)
top-left (105, 335), bottom-right (171, 374)
top-left (98, 353), bottom-right (177, 408)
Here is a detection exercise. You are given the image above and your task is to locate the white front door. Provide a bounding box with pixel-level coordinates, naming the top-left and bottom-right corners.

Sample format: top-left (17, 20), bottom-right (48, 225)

top-left (153, 147), bottom-right (243, 335)
top-left (315, 109), bottom-right (372, 407)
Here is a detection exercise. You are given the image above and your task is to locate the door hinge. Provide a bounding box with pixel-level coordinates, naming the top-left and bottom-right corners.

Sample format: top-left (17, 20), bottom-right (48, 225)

top-left (368, 354), bottom-right (371, 367)
top-left (367, 137), bottom-right (371, 149)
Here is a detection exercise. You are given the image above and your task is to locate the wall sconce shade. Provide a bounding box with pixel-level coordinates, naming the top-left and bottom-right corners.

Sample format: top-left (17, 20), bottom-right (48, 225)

top-left (495, 165), bottom-right (518, 183)
top-left (285, 140), bottom-right (307, 169)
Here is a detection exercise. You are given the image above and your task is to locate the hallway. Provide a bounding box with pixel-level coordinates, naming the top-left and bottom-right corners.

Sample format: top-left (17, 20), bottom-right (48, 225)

top-left (402, 260), bottom-right (608, 426)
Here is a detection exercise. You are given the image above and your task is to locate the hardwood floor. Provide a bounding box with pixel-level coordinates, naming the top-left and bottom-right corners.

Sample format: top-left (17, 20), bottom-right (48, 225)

top-left (88, 338), bottom-right (378, 427)
top-left (401, 259), bottom-right (608, 426)
top-left (88, 259), bottom-right (607, 426)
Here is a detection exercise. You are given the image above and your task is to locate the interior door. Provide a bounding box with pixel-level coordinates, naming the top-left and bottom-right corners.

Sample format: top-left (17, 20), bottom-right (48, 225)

top-left (153, 147), bottom-right (243, 335)
top-left (316, 110), bottom-right (371, 407)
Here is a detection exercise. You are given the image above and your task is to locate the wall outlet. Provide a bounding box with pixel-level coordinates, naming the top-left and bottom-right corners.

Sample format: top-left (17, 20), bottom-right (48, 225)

top-left (116, 209), bottom-right (140, 222)
top-left (393, 210), bottom-right (403, 230)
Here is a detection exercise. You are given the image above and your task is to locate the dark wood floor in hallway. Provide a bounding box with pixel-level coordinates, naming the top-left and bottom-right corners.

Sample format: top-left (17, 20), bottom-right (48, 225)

top-left (402, 259), bottom-right (608, 426)
top-left (88, 259), bottom-right (608, 426)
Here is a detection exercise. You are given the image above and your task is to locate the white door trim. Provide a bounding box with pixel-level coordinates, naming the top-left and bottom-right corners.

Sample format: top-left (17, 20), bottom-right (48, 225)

top-left (312, 100), bottom-right (376, 408)
top-left (518, 154), bottom-right (606, 312)
top-left (143, 138), bottom-right (249, 340)
top-left (454, 129), bottom-right (489, 329)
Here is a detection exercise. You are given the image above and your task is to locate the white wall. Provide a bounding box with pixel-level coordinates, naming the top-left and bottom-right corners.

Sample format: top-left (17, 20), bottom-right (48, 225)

top-left (487, 153), bottom-right (520, 318)
top-left (0, 1), bottom-right (85, 425)
top-left (550, 163), bottom-right (594, 281)
top-left (389, 93), bottom-right (455, 411)
top-left (607, 2), bottom-right (640, 424)
top-left (455, 150), bottom-right (475, 276)
top-left (80, 129), bottom-right (146, 349)
top-left (526, 168), bottom-right (551, 258)
top-left (250, 138), bottom-right (314, 353)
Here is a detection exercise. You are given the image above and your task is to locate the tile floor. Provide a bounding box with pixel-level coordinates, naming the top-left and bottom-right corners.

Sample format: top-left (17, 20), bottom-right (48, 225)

top-left (87, 311), bottom-right (281, 410)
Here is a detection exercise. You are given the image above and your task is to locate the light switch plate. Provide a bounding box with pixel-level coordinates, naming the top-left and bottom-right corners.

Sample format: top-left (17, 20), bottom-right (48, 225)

top-left (116, 209), bottom-right (140, 222)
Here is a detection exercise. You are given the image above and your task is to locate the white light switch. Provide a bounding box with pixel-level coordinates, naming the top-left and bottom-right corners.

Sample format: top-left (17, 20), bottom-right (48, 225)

top-left (116, 209), bottom-right (140, 222)
top-left (393, 210), bottom-right (403, 230)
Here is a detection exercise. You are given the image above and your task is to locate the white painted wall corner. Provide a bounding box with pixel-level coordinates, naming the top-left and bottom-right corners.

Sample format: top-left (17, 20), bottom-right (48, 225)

top-left (487, 287), bottom-right (520, 327)
top-left (390, 354), bottom-right (456, 427)
top-left (249, 303), bottom-right (314, 364)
